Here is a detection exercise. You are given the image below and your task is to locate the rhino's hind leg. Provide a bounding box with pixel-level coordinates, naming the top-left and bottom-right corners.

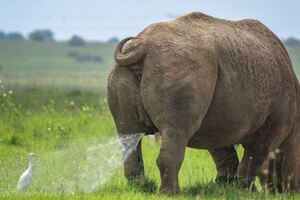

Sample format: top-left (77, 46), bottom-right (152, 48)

top-left (237, 121), bottom-right (282, 190)
top-left (156, 127), bottom-right (192, 195)
top-left (238, 104), bottom-right (297, 191)
top-left (258, 157), bottom-right (278, 192)
top-left (209, 146), bottom-right (239, 184)
top-left (260, 128), bottom-right (300, 193)
top-left (237, 148), bottom-right (267, 190)
top-left (275, 118), bottom-right (300, 193)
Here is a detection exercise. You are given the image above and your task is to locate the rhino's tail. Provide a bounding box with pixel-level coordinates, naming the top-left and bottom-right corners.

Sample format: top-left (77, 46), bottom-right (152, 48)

top-left (114, 37), bottom-right (146, 66)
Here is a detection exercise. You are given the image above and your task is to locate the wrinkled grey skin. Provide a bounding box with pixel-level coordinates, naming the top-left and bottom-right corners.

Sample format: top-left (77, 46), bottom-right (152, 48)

top-left (107, 12), bottom-right (300, 195)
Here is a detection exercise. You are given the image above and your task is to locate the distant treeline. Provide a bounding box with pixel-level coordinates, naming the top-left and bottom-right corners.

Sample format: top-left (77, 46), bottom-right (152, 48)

top-left (283, 37), bottom-right (300, 47)
top-left (0, 29), bottom-right (119, 47)
top-left (1, 29), bottom-right (300, 47)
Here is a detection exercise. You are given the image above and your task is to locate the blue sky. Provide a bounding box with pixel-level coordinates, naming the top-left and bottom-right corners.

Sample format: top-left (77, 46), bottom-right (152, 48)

top-left (0, 0), bottom-right (299, 41)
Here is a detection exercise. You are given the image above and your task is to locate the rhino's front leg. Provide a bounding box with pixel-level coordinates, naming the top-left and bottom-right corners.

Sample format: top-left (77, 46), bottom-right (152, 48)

top-left (209, 146), bottom-right (239, 183)
top-left (123, 140), bottom-right (145, 185)
top-left (156, 128), bottom-right (189, 195)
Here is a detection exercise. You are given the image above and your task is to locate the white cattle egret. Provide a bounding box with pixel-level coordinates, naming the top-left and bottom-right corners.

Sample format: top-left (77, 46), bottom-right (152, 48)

top-left (17, 153), bottom-right (39, 191)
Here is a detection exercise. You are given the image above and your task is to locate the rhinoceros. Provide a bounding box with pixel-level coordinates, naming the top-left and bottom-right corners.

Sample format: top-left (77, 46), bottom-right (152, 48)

top-left (107, 12), bottom-right (300, 195)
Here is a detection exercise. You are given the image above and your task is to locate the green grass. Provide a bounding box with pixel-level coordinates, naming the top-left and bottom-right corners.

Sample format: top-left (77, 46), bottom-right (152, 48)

top-left (0, 99), bottom-right (297, 199)
top-left (0, 98), bottom-right (298, 199)
top-left (0, 41), bottom-right (300, 199)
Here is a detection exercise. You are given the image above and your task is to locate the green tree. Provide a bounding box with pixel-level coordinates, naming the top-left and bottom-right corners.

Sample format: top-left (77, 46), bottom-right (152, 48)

top-left (0, 31), bottom-right (6, 40)
top-left (6, 32), bottom-right (25, 41)
top-left (69, 35), bottom-right (85, 47)
top-left (284, 37), bottom-right (300, 47)
top-left (107, 37), bottom-right (119, 43)
top-left (29, 29), bottom-right (54, 42)
top-left (0, 31), bottom-right (25, 41)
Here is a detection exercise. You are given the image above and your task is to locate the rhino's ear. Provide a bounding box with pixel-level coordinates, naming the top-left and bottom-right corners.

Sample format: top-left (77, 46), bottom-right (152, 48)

top-left (114, 37), bottom-right (146, 66)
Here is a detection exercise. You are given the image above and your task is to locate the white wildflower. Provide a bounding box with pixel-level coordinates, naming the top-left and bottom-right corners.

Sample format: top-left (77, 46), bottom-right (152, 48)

top-left (8, 90), bottom-right (13, 94)
top-left (82, 106), bottom-right (90, 112)
top-left (3, 93), bottom-right (6, 97)
top-left (70, 101), bottom-right (75, 106)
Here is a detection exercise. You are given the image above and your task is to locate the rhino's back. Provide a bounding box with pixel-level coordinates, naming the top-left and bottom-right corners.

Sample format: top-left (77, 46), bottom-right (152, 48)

top-left (139, 12), bottom-right (296, 109)
top-left (140, 12), bottom-right (295, 99)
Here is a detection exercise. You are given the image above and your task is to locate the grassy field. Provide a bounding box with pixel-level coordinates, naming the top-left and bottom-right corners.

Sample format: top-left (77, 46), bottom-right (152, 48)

top-left (0, 41), bottom-right (115, 91)
top-left (0, 41), bottom-right (300, 200)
